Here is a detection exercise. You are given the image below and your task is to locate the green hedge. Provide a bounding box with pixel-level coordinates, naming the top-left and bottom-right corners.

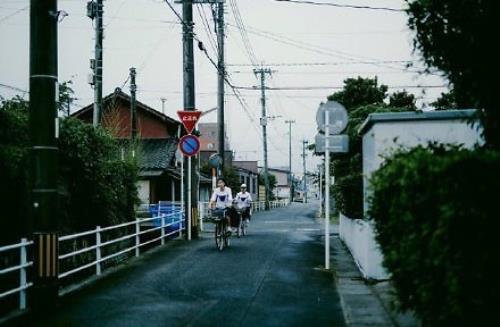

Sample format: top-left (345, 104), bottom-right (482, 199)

top-left (369, 145), bottom-right (500, 325)
top-left (0, 98), bottom-right (139, 244)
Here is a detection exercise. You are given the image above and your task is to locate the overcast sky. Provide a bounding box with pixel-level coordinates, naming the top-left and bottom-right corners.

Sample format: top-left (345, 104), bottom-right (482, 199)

top-left (0, 0), bottom-right (448, 174)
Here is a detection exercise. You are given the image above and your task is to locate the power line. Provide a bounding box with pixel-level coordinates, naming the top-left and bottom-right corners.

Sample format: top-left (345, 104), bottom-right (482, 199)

top-left (160, 0), bottom-right (263, 140)
top-left (234, 85), bottom-right (447, 91)
top-left (274, 0), bottom-right (405, 12)
top-left (227, 61), bottom-right (416, 67)
top-left (228, 0), bottom-right (259, 67)
top-left (0, 5), bottom-right (27, 24)
top-left (226, 22), bottom-right (424, 72)
top-left (0, 82), bottom-right (28, 94)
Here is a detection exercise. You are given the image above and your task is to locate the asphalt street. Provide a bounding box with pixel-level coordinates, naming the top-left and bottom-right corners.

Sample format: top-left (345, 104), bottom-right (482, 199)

top-left (36, 202), bottom-right (345, 327)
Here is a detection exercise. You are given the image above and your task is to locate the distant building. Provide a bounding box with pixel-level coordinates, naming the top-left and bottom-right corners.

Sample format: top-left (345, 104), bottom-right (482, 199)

top-left (260, 167), bottom-right (292, 200)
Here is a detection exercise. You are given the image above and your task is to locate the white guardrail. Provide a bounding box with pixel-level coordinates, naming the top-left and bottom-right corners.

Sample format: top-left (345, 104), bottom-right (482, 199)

top-left (0, 199), bottom-right (289, 316)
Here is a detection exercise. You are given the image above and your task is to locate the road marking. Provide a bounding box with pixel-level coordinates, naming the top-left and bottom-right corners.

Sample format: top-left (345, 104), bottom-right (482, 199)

top-left (297, 228), bottom-right (320, 232)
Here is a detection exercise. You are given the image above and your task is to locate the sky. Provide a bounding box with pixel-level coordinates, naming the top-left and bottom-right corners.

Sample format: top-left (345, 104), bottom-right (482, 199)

top-left (0, 0), bottom-right (449, 175)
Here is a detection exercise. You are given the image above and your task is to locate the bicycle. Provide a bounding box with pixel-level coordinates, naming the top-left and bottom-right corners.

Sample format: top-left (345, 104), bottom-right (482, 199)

top-left (234, 206), bottom-right (249, 237)
top-left (209, 208), bottom-right (231, 251)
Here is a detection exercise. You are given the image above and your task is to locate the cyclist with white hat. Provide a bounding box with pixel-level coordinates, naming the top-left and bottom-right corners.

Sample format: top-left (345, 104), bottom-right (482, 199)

top-left (234, 184), bottom-right (252, 225)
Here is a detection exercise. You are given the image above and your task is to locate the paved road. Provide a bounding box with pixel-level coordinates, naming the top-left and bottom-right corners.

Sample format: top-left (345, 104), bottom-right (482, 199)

top-left (37, 202), bottom-right (345, 327)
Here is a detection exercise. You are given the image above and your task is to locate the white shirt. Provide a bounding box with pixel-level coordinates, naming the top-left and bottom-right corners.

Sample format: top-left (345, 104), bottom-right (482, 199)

top-left (235, 191), bottom-right (252, 209)
top-left (210, 187), bottom-right (233, 209)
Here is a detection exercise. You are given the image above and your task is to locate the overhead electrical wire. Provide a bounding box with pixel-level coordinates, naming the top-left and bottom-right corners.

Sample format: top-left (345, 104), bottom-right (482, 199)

top-left (161, 0), bottom-right (263, 139)
top-left (234, 85), bottom-right (447, 91)
top-left (274, 0), bottom-right (405, 12)
top-left (0, 5), bottom-right (27, 24)
top-left (226, 22), bottom-right (431, 73)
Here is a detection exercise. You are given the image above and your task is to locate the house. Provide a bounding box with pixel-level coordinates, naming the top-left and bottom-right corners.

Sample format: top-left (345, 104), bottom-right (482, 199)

top-left (260, 167), bottom-right (292, 200)
top-left (71, 88), bottom-right (211, 204)
top-left (340, 109), bottom-right (483, 280)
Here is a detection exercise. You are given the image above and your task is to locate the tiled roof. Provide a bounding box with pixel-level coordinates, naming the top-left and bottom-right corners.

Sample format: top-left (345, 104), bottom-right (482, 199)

top-left (138, 138), bottom-right (178, 171)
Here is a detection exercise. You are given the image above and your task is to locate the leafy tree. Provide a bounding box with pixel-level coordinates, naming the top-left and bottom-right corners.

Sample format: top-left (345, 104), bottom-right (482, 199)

top-left (326, 77), bottom-right (414, 218)
top-left (0, 96), bottom-right (30, 243)
top-left (259, 173), bottom-right (277, 200)
top-left (430, 90), bottom-right (459, 110)
top-left (407, 0), bottom-right (499, 148)
top-left (58, 80), bottom-right (75, 116)
top-left (0, 94), bottom-right (139, 244)
top-left (327, 76), bottom-right (388, 110)
top-left (389, 90), bottom-right (417, 110)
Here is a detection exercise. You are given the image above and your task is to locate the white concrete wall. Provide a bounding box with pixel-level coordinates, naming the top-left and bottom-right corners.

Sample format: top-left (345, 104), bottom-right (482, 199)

top-left (137, 180), bottom-right (150, 204)
top-left (339, 213), bottom-right (388, 280)
top-left (342, 116), bottom-right (483, 280)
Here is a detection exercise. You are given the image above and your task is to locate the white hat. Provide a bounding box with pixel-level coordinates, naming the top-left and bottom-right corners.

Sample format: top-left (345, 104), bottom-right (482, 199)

top-left (241, 184), bottom-right (247, 188)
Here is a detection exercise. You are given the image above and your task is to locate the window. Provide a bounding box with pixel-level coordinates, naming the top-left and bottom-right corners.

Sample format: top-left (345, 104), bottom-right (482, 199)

top-left (207, 143), bottom-right (214, 149)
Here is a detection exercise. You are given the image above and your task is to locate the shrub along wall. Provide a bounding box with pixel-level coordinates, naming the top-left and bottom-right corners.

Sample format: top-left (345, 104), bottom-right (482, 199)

top-left (0, 98), bottom-right (139, 244)
top-left (369, 144), bottom-right (500, 325)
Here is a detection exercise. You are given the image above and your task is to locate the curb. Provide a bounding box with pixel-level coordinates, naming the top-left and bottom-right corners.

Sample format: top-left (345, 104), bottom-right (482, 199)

top-left (331, 235), bottom-right (394, 326)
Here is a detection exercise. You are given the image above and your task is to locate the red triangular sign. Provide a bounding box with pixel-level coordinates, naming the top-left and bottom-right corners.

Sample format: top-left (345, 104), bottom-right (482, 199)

top-left (177, 110), bottom-right (201, 134)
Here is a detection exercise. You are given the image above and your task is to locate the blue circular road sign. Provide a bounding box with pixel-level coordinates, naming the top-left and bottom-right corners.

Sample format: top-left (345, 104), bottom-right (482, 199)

top-left (179, 134), bottom-right (201, 157)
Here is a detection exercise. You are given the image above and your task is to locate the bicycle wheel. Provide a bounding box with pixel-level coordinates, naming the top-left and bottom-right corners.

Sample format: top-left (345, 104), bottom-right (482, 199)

top-left (242, 218), bottom-right (247, 236)
top-left (215, 221), bottom-right (224, 251)
top-left (237, 215), bottom-right (242, 238)
top-left (224, 219), bottom-right (231, 248)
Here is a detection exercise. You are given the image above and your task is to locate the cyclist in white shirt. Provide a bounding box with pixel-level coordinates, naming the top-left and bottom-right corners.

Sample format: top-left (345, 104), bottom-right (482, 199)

top-left (209, 178), bottom-right (233, 232)
top-left (234, 184), bottom-right (252, 225)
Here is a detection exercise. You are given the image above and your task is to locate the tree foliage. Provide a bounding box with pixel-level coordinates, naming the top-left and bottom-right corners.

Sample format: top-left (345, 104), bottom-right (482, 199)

top-left (430, 90), bottom-right (459, 111)
top-left (389, 90), bottom-right (416, 110)
top-left (328, 77), bottom-right (416, 218)
top-left (327, 76), bottom-right (388, 110)
top-left (407, 0), bottom-right (500, 147)
top-left (0, 95), bottom-right (139, 244)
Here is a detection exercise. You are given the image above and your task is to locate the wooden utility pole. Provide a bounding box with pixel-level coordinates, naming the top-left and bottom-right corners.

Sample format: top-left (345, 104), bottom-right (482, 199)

top-left (254, 68), bottom-right (272, 210)
top-left (182, 1), bottom-right (198, 239)
top-left (30, 0), bottom-right (59, 310)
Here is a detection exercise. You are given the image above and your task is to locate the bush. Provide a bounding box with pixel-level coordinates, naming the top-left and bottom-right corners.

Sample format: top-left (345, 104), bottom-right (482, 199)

top-left (0, 98), bottom-right (139, 244)
top-left (58, 118), bottom-right (139, 232)
top-left (369, 145), bottom-right (500, 325)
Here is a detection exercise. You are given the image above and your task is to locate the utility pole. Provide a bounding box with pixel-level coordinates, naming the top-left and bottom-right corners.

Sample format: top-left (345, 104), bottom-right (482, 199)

top-left (254, 68), bottom-right (272, 210)
top-left (30, 0), bottom-right (59, 310)
top-left (130, 67), bottom-right (137, 140)
top-left (87, 0), bottom-right (103, 126)
top-left (216, 1), bottom-right (225, 173)
top-left (285, 120), bottom-right (295, 203)
top-left (182, 0), bottom-right (198, 239)
top-left (302, 140), bottom-right (308, 203)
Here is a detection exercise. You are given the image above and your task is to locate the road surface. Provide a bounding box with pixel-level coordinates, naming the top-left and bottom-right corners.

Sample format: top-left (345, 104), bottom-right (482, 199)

top-left (37, 202), bottom-right (345, 327)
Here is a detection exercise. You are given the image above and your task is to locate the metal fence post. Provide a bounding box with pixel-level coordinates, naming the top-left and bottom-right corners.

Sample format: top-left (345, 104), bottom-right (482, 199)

top-left (19, 238), bottom-right (27, 310)
top-left (96, 226), bottom-right (101, 276)
top-left (135, 219), bottom-right (140, 257)
top-left (161, 214), bottom-right (165, 246)
top-left (199, 203), bottom-right (204, 232)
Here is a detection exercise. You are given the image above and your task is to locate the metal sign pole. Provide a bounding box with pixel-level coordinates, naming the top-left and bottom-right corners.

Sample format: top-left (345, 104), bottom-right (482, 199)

top-left (319, 164), bottom-right (323, 217)
top-left (325, 110), bottom-right (331, 270)
top-left (187, 156), bottom-right (192, 241)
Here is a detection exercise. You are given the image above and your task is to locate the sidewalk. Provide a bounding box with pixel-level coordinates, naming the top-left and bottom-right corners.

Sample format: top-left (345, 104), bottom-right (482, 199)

top-left (330, 224), bottom-right (420, 327)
